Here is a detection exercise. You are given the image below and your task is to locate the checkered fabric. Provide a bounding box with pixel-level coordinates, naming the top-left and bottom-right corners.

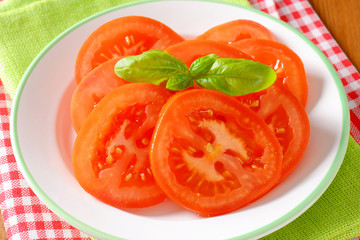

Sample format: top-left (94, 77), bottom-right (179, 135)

top-left (0, 81), bottom-right (90, 239)
top-left (0, 0), bottom-right (359, 239)
top-left (250, 0), bottom-right (360, 143)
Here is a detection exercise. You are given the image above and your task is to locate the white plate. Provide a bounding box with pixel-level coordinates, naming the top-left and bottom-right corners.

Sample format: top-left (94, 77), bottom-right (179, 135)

top-left (10, 1), bottom-right (350, 239)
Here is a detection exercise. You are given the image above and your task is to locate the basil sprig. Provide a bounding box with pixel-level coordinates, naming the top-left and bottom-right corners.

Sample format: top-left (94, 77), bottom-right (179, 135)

top-left (114, 49), bottom-right (276, 96)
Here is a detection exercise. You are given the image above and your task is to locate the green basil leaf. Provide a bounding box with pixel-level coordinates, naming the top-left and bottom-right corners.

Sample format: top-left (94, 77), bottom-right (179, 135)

top-left (194, 58), bottom-right (277, 96)
top-left (114, 49), bottom-right (189, 85)
top-left (189, 54), bottom-right (218, 77)
top-left (166, 74), bottom-right (194, 91)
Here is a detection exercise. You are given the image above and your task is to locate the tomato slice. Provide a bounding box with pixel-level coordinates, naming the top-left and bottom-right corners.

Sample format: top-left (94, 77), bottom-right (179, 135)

top-left (230, 38), bottom-right (308, 106)
top-left (150, 89), bottom-right (282, 215)
top-left (196, 19), bottom-right (277, 44)
top-left (72, 83), bottom-right (171, 208)
top-left (165, 39), bottom-right (251, 67)
top-left (71, 57), bottom-right (127, 133)
top-left (75, 16), bottom-right (185, 84)
top-left (236, 83), bottom-right (310, 182)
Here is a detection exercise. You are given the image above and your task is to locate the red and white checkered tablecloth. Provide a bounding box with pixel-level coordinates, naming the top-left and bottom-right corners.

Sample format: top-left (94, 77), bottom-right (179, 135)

top-left (0, 0), bottom-right (359, 239)
top-left (252, 0), bottom-right (360, 142)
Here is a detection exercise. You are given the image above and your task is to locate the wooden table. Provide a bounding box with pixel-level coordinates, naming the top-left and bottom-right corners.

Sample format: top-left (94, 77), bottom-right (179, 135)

top-left (308, 0), bottom-right (360, 72)
top-left (0, 0), bottom-right (359, 239)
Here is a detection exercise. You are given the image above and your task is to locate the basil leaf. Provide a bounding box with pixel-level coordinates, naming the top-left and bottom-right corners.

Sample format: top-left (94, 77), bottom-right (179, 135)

top-left (195, 58), bottom-right (277, 96)
top-left (189, 54), bottom-right (218, 77)
top-left (114, 50), bottom-right (276, 96)
top-left (114, 49), bottom-right (189, 85)
top-left (166, 74), bottom-right (194, 91)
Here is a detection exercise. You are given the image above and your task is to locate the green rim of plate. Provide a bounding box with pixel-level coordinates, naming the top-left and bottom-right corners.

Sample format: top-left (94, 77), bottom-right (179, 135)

top-left (10, 0), bottom-right (350, 239)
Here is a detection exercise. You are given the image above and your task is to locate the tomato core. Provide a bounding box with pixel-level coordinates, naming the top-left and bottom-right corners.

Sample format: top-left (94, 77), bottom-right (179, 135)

top-left (166, 108), bottom-right (266, 198)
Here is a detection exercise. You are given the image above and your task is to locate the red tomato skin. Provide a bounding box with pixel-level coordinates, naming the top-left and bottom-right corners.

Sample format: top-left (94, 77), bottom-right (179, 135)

top-left (166, 39), bottom-right (252, 67)
top-left (150, 89), bottom-right (283, 216)
top-left (230, 38), bottom-right (308, 106)
top-left (196, 19), bottom-right (277, 43)
top-left (71, 57), bottom-right (127, 133)
top-left (236, 83), bottom-right (310, 182)
top-left (72, 83), bottom-right (172, 209)
top-left (75, 16), bottom-right (185, 84)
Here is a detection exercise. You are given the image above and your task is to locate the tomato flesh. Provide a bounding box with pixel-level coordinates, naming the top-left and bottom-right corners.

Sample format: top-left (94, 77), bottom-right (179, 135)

top-left (230, 38), bottom-right (308, 106)
top-left (71, 16), bottom-right (311, 215)
top-left (72, 83), bottom-right (171, 208)
top-left (196, 19), bottom-right (277, 44)
top-left (75, 16), bottom-right (185, 84)
top-left (236, 83), bottom-right (310, 182)
top-left (71, 57), bottom-right (127, 133)
top-left (150, 89), bottom-right (282, 215)
top-left (166, 39), bottom-right (251, 67)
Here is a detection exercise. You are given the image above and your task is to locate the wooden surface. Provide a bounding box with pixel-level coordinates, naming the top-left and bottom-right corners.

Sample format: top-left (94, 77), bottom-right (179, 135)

top-left (0, 0), bottom-right (359, 239)
top-left (308, 0), bottom-right (360, 71)
top-left (0, 212), bottom-right (5, 240)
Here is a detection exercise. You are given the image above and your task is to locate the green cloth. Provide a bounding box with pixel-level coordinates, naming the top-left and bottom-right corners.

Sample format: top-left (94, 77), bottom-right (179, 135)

top-left (263, 136), bottom-right (360, 240)
top-left (0, 0), bottom-right (358, 239)
top-left (0, 0), bottom-right (252, 98)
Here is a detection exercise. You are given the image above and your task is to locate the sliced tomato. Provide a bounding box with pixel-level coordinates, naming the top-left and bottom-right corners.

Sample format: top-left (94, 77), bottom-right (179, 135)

top-left (196, 19), bottom-right (277, 44)
top-left (75, 16), bottom-right (185, 84)
top-left (150, 89), bottom-right (282, 215)
top-left (230, 38), bottom-right (308, 106)
top-left (72, 83), bottom-right (171, 208)
top-left (236, 83), bottom-right (310, 182)
top-left (71, 57), bottom-right (127, 133)
top-left (165, 39), bottom-right (252, 67)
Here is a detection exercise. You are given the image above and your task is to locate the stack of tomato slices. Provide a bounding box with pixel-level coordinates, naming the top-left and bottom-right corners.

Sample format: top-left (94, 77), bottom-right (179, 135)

top-left (71, 16), bottom-right (310, 216)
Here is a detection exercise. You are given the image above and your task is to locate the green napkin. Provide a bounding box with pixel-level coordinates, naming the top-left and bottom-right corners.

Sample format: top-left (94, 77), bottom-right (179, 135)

top-left (0, 0), bottom-right (358, 239)
top-left (0, 0), bottom-right (251, 98)
top-left (263, 136), bottom-right (360, 240)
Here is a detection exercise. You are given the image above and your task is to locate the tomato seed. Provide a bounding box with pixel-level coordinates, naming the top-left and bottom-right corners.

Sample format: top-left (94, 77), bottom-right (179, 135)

top-left (171, 155), bottom-right (183, 160)
top-left (141, 138), bottom-right (150, 146)
top-left (206, 143), bottom-right (213, 152)
top-left (188, 146), bottom-right (197, 154)
top-left (140, 173), bottom-right (146, 181)
top-left (227, 180), bottom-right (237, 188)
top-left (130, 35), bottom-right (135, 44)
top-left (114, 45), bottom-right (121, 53)
top-left (249, 100), bottom-right (260, 107)
top-left (276, 128), bottom-right (285, 133)
top-left (106, 155), bottom-right (114, 164)
top-left (115, 147), bottom-right (123, 156)
top-left (235, 156), bottom-right (244, 164)
top-left (186, 173), bottom-right (195, 183)
top-left (196, 179), bottom-right (204, 189)
top-left (170, 147), bottom-right (181, 153)
top-left (125, 36), bottom-right (131, 46)
top-left (100, 53), bottom-right (110, 60)
top-left (125, 173), bottom-right (132, 181)
top-left (223, 170), bottom-right (232, 178)
top-left (275, 67), bottom-right (284, 75)
top-left (188, 116), bottom-right (197, 122)
top-left (175, 163), bottom-right (185, 169)
top-left (136, 109), bottom-right (144, 116)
